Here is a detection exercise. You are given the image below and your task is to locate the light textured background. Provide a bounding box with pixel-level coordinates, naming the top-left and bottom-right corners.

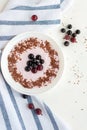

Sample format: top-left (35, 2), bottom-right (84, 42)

top-left (0, 0), bottom-right (87, 130)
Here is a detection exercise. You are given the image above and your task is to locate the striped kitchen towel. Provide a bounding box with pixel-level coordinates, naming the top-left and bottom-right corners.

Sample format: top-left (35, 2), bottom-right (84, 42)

top-left (0, 0), bottom-right (73, 49)
top-left (0, 1), bottom-right (73, 129)
top-left (0, 70), bottom-right (70, 130)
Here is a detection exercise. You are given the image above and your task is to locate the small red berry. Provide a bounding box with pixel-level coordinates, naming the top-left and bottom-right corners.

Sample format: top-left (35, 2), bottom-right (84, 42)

top-left (35, 108), bottom-right (42, 115)
top-left (64, 35), bottom-right (70, 40)
top-left (31, 68), bottom-right (37, 73)
top-left (37, 65), bottom-right (43, 71)
top-left (31, 15), bottom-right (38, 21)
top-left (28, 103), bottom-right (34, 109)
top-left (70, 37), bottom-right (77, 43)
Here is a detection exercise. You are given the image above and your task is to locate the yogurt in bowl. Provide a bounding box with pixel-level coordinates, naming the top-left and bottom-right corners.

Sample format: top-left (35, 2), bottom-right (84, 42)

top-left (1, 32), bottom-right (64, 95)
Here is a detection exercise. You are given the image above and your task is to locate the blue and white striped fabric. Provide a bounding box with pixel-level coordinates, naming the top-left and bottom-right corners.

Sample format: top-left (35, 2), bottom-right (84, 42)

top-left (0, 71), bottom-right (70, 130)
top-left (0, 0), bottom-right (73, 49)
top-left (0, 0), bottom-right (72, 129)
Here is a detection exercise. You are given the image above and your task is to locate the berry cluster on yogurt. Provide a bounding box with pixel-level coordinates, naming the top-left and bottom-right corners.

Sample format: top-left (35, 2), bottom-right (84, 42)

top-left (25, 53), bottom-right (44, 73)
top-left (60, 24), bottom-right (81, 46)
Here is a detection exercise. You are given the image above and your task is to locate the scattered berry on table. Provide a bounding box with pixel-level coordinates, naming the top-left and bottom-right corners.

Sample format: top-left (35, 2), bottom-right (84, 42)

top-left (64, 34), bottom-right (70, 40)
top-left (67, 24), bottom-right (72, 29)
top-left (31, 15), bottom-right (38, 21)
top-left (60, 28), bottom-right (66, 33)
top-left (72, 33), bottom-right (77, 37)
top-left (70, 37), bottom-right (77, 43)
top-left (28, 103), bottom-right (35, 109)
top-left (75, 29), bottom-right (81, 34)
top-left (64, 41), bottom-right (70, 46)
top-left (35, 108), bottom-right (42, 115)
top-left (67, 30), bottom-right (72, 35)
top-left (22, 94), bottom-right (28, 99)
top-left (60, 24), bottom-right (81, 46)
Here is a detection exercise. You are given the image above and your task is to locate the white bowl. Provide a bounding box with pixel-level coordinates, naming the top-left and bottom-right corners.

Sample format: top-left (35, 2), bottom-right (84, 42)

top-left (1, 32), bottom-right (64, 95)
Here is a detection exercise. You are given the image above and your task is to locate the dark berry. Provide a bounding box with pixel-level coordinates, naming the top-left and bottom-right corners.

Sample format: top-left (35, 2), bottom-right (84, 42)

top-left (67, 24), bottom-right (72, 29)
top-left (67, 30), bottom-right (72, 35)
top-left (25, 66), bottom-right (31, 71)
top-left (70, 37), bottom-right (76, 43)
top-left (36, 55), bottom-right (41, 60)
top-left (31, 58), bottom-right (37, 62)
top-left (40, 59), bottom-right (44, 64)
top-left (35, 61), bottom-right (40, 65)
top-left (31, 68), bottom-right (37, 73)
top-left (64, 34), bottom-right (70, 40)
top-left (31, 15), bottom-right (38, 21)
top-left (64, 41), bottom-right (70, 46)
top-left (27, 60), bottom-right (33, 66)
top-left (32, 63), bottom-right (37, 68)
top-left (75, 29), bottom-right (80, 34)
top-left (72, 33), bottom-right (77, 37)
top-left (28, 103), bottom-right (34, 109)
top-left (37, 65), bottom-right (43, 71)
top-left (22, 94), bottom-right (28, 99)
top-left (28, 54), bottom-right (34, 59)
top-left (60, 28), bottom-right (66, 33)
top-left (35, 108), bottom-right (42, 115)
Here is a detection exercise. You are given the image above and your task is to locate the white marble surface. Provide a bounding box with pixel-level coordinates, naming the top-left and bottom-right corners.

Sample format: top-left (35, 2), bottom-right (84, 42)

top-left (0, 0), bottom-right (87, 130)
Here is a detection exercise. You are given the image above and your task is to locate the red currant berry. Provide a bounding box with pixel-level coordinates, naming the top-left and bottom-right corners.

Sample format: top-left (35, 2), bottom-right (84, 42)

top-left (28, 103), bottom-right (34, 109)
top-left (37, 65), bottom-right (43, 71)
top-left (31, 68), bottom-right (37, 73)
top-left (70, 37), bottom-right (77, 43)
top-left (31, 15), bottom-right (38, 21)
top-left (64, 35), bottom-right (70, 40)
top-left (35, 108), bottom-right (42, 115)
